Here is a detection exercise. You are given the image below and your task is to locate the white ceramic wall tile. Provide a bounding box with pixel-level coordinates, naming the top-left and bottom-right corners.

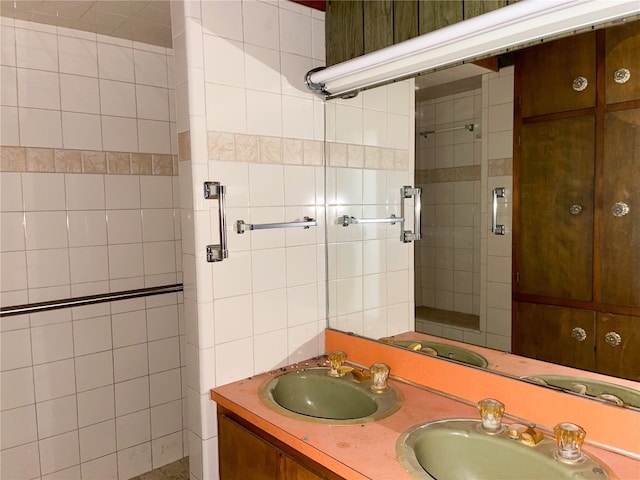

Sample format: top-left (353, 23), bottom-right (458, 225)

top-left (242, 1), bottom-right (279, 50)
top-left (252, 289), bottom-right (287, 335)
top-left (205, 83), bottom-right (247, 133)
top-left (134, 50), bottom-right (168, 88)
top-left (19, 107), bottom-right (63, 147)
top-left (17, 68), bottom-right (60, 109)
top-left (141, 176), bottom-right (173, 209)
top-left (59, 74), bottom-right (100, 114)
top-left (136, 85), bottom-right (170, 121)
top-left (0, 105), bottom-right (19, 145)
top-left (279, 9), bottom-right (311, 57)
top-left (115, 376), bottom-right (150, 417)
top-left (31, 322), bottom-right (73, 365)
top-left (150, 400), bottom-right (182, 439)
top-left (73, 315), bottom-right (112, 356)
top-left (23, 212), bottom-right (67, 251)
top-left (114, 344), bottom-right (149, 382)
top-left (143, 241), bottom-right (176, 276)
top-left (34, 358), bottom-right (76, 402)
top-left (246, 89), bottom-right (283, 137)
top-left (1, 173), bottom-right (22, 211)
top-left (214, 337), bottom-right (254, 386)
top-left (286, 245), bottom-right (317, 287)
top-left (36, 394), bottom-right (78, 439)
top-left (248, 164), bottom-right (284, 206)
top-left (58, 36), bottom-right (98, 77)
top-left (149, 368), bottom-right (182, 406)
top-left (108, 244), bottom-right (144, 279)
top-left (74, 351), bottom-right (113, 393)
top-left (66, 211), bottom-right (106, 248)
top-left (101, 116), bottom-right (138, 152)
top-left (253, 329), bottom-right (288, 371)
top-left (107, 210), bottom-right (142, 244)
top-left (15, 28), bottom-right (58, 71)
top-left (0, 442), bottom-right (40, 479)
top-left (79, 419), bottom-right (116, 463)
top-left (138, 119), bottom-right (171, 154)
top-left (244, 44), bottom-right (281, 94)
top-left (116, 410), bottom-right (151, 450)
top-left (203, 35), bottom-right (245, 87)
top-left (81, 452), bottom-right (118, 480)
top-left (22, 172), bottom-right (65, 211)
top-left (148, 337), bottom-right (180, 374)
top-left (214, 294), bottom-right (252, 344)
top-left (1, 404), bottom-right (37, 449)
top-left (0, 66), bottom-right (18, 107)
top-left (1, 367), bottom-right (34, 410)
top-left (26, 248), bottom-right (71, 289)
top-left (77, 385), bottom-right (115, 428)
top-left (287, 321), bottom-right (320, 363)
top-left (282, 96), bottom-right (314, 139)
top-left (62, 112), bottom-right (103, 150)
top-left (117, 442), bottom-right (152, 479)
top-left (1, 25), bottom-right (17, 67)
top-left (38, 430), bottom-right (80, 475)
top-left (97, 43), bottom-right (135, 81)
top-left (0, 252), bottom-right (27, 292)
top-left (151, 431), bottom-right (183, 469)
top-left (146, 305), bottom-right (179, 341)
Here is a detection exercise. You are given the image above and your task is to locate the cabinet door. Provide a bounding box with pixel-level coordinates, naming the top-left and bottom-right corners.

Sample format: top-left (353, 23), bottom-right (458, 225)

top-left (605, 21), bottom-right (640, 105)
top-left (325, 0), bottom-right (364, 66)
top-left (514, 303), bottom-right (595, 371)
top-left (364, 1), bottom-right (393, 54)
top-left (519, 32), bottom-right (596, 117)
top-left (518, 116), bottom-right (595, 300)
top-left (394, 0), bottom-right (419, 43)
top-left (418, 0), bottom-right (462, 34)
top-left (463, 0), bottom-right (506, 19)
top-left (600, 109), bottom-right (640, 307)
top-left (596, 313), bottom-right (640, 380)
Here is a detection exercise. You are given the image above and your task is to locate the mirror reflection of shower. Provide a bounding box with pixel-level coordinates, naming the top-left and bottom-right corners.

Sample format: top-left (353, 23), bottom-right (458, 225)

top-left (414, 74), bottom-right (483, 336)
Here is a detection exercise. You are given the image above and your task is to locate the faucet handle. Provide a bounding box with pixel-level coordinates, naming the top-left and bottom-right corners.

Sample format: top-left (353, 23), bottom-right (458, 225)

top-left (554, 422), bottom-right (586, 463)
top-left (327, 350), bottom-right (347, 377)
top-left (369, 363), bottom-right (390, 393)
top-left (477, 398), bottom-right (505, 434)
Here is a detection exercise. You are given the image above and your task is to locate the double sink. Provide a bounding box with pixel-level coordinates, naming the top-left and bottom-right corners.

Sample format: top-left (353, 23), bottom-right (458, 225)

top-left (260, 362), bottom-right (616, 479)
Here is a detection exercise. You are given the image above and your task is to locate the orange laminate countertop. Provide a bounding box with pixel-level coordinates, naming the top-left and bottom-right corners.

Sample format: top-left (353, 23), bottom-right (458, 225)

top-left (211, 362), bottom-right (640, 480)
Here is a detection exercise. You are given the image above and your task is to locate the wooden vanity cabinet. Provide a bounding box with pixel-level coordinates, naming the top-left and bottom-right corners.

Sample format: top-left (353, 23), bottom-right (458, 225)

top-left (513, 21), bottom-right (640, 381)
top-left (218, 407), bottom-right (345, 480)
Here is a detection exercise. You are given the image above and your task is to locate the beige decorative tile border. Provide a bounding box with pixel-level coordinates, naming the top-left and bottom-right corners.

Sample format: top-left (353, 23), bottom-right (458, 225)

top-left (177, 130), bottom-right (411, 171)
top-left (416, 165), bottom-right (480, 183)
top-left (0, 146), bottom-right (178, 176)
top-left (488, 158), bottom-right (513, 177)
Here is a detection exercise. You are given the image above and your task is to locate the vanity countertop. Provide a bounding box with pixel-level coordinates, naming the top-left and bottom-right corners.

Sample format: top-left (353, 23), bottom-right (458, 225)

top-left (211, 360), bottom-right (640, 480)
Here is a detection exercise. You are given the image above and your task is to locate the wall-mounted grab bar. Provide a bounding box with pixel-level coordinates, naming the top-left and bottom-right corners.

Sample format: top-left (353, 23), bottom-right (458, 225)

top-left (0, 284), bottom-right (183, 317)
top-left (340, 214), bottom-right (404, 226)
top-left (204, 181), bottom-right (229, 262)
top-left (419, 123), bottom-right (476, 138)
top-left (401, 186), bottom-right (422, 243)
top-left (492, 187), bottom-right (506, 235)
top-left (236, 217), bottom-right (317, 234)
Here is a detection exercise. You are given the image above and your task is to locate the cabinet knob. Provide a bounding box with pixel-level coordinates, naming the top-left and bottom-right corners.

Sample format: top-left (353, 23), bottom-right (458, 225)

top-left (604, 331), bottom-right (622, 347)
top-left (572, 76), bottom-right (588, 92)
top-left (569, 204), bottom-right (583, 215)
top-left (613, 68), bottom-right (631, 84)
top-left (611, 202), bottom-right (630, 217)
top-left (571, 327), bottom-right (587, 342)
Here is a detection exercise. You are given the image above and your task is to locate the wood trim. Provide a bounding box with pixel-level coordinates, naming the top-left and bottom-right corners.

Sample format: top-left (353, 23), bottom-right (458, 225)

top-left (290, 0), bottom-right (326, 11)
top-left (513, 293), bottom-right (640, 317)
top-left (593, 29), bottom-right (606, 305)
top-left (217, 407), bottom-right (345, 480)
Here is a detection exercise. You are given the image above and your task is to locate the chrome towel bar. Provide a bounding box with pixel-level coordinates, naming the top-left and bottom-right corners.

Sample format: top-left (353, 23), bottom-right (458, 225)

top-left (401, 185), bottom-right (422, 243)
top-left (236, 217), bottom-right (317, 234)
top-left (204, 181), bottom-right (229, 262)
top-left (492, 187), bottom-right (506, 235)
top-left (0, 284), bottom-right (183, 318)
top-left (340, 214), bottom-right (404, 226)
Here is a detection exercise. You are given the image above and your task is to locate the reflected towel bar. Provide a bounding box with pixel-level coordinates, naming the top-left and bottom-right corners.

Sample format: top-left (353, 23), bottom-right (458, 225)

top-left (340, 214), bottom-right (404, 226)
top-left (419, 123), bottom-right (476, 138)
top-left (236, 217), bottom-right (317, 234)
top-left (0, 284), bottom-right (184, 318)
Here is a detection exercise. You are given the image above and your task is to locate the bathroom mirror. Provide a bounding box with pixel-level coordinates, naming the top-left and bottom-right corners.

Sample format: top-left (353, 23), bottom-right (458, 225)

top-left (324, 14), bottom-right (640, 405)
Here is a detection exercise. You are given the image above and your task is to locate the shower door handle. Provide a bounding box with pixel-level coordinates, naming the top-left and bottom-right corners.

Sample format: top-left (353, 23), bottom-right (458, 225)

top-left (401, 186), bottom-right (422, 243)
top-left (204, 181), bottom-right (229, 262)
top-left (492, 187), bottom-right (506, 235)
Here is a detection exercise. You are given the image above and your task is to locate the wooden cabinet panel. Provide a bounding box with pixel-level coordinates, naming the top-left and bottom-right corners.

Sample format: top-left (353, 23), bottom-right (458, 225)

top-left (514, 303), bottom-right (596, 371)
top-left (418, 0), bottom-right (462, 34)
top-left (518, 116), bottom-right (595, 301)
top-left (596, 313), bottom-right (640, 380)
top-left (605, 21), bottom-right (640, 105)
top-left (601, 109), bottom-right (640, 307)
top-left (394, 0), bottom-right (419, 43)
top-left (325, 0), bottom-right (364, 66)
top-left (519, 32), bottom-right (596, 118)
top-left (463, 0), bottom-right (506, 19)
top-left (364, 1), bottom-right (393, 54)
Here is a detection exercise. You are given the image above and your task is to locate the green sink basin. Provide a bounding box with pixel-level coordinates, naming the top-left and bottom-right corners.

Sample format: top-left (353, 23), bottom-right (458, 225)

top-left (392, 340), bottom-right (489, 368)
top-left (260, 368), bottom-right (400, 423)
top-left (523, 375), bottom-right (640, 408)
top-left (397, 419), bottom-right (612, 480)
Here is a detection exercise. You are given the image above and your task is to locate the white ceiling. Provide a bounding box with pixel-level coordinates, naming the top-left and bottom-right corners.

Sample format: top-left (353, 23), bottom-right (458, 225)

top-left (0, 1), bottom-right (172, 48)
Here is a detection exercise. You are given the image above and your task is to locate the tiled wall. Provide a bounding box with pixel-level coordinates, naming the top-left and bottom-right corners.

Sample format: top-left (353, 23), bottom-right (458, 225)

top-left (170, 1), bottom-right (326, 478)
top-left (415, 68), bottom-right (514, 350)
top-left (324, 81), bottom-right (416, 339)
top-left (0, 17), bottom-right (176, 155)
top-left (414, 88), bottom-right (482, 315)
top-left (0, 19), bottom-right (184, 480)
